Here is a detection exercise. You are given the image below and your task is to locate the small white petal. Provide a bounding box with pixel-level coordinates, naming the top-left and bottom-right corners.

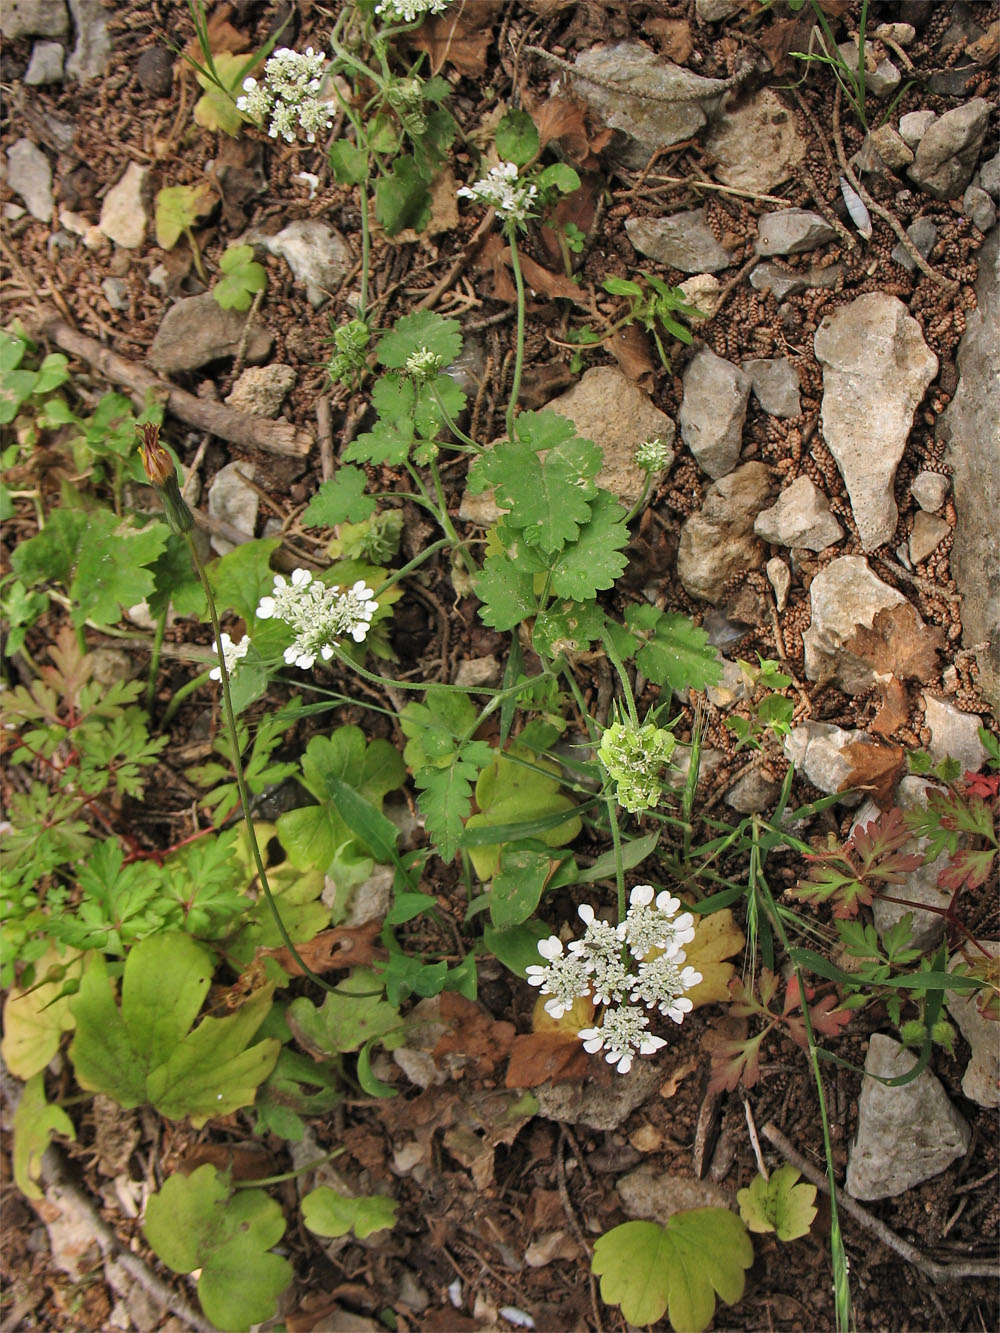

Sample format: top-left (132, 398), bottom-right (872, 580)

top-left (629, 885), bottom-right (655, 908)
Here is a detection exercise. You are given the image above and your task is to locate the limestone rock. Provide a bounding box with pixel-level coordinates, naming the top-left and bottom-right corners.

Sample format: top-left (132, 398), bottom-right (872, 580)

top-left (846, 1034), bottom-right (969, 1201)
top-left (922, 695), bottom-right (988, 773)
top-left (65, 0), bottom-right (113, 81)
top-left (783, 721), bottom-right (875, 804)
top-left (963, 183), bottom-right (997, 234)
top-left (725, 768), bottom-right (781, 814)
top-left (533, 1060), bottom-right (662, 1130)
top-left (676, 462), bottom-right (773, 603)
top-left (703, 88), bottom-right (806, 193)
top-left (679, 347), bottom-right (750, 480)
top-left (4, 138), bottom-right (53, 222)
top-left (890, 216), bottom-right (938, 272)
top-left (837, 40), bottom-right (901, 97)
top-left (766, 556), bottom-right (791, 612)
top-left (618, 1164), bottom-right (733, 1224)
top-left (802, 557), bottom-right (907, 693)
top-left (1, 0), bottom-right (69, 39)
top-left (910, 470), bottom-right (948, 512)
top-left (939, 226), bottom-right (1000, 709)
top-left (262, 220), bottom-right (353, 307)
top-left (25, 40), bottom-right (65, 84)
top-left (625, 209), bottom-right (734, 274)
top-left (547, 365), bottom-right (676, 508)
top-left (980, 149), bottom-right (1000, 199)
top-left (98, 162), bottom-right (149, 250)
top-left (947, 942), bottom-right (1000, 1108)
top-left (908, 510), bottom-right (949, 565)
top-left (908, 98), bottom-right (990, 200)
top-left (208, 462), bottom-right (258, 557)
top-left (749, 261), bottom-right (843, 299)
top-left (695, 0), bottom-right (741, 20)
top-left (866, 124), bottom-right (913, 170)
top-left (754, 475), bottom-right (843, 551)
top-left (815, 292), bottom-right (938, 550)
top-left (744, 356), bottom-right (801, 418)
top-left (225, 364), bottom-right (296, 418)
top-left (899, 110), bottom-right (936, 149)
top-left (756, 209), bottom-right (838, 256)
top-left (677, 273), bottom-right (723, 320)
top-left (149, 293), bottom-right (273, 374)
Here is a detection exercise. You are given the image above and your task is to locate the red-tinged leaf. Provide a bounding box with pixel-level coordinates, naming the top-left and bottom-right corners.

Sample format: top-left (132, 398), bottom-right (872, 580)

top-left (963, 772), bottom-right (999, 800)
top-left (708, 1035), bottom-right (765, 1094)
top-left (851, 807), bottom-right (912, 867)
top-left (808, 994), bottom-right (853, 1038)
top-left (937, 847), bottom-right (998, 894)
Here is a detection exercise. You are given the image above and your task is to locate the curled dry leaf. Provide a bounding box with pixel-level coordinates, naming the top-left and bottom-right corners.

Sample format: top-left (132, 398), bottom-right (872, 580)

top-left (871, 673), bottom-right (909, 737)
top-left (838, 739), bottom-right (907, 810)
top-left (845, 602), bottom-right (944, 682)
top-left (506, 994), bottom-right (594, 1089)
top-left (433, 991), bottom-right (516, 1078)
top-left (408, 0), bottom-right (504, 76)
top-left (261, 920), bottom-right (384, 977)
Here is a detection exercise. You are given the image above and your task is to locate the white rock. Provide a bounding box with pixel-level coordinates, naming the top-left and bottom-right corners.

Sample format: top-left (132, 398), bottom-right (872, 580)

top-left (891, 216), bottom-right (938, 273)
top-left (802, 556), bottom-right (907, 693)
top-left (815, 292), bottom-right (938, 550)
top-left (910, 470), bottom-right (949, 512)
top-left (676, 462), bottom-right (772, 603)
top-left (908, 510), bottom-right (949, 565)
top-left (908, 98), bottom-right (991, 201)
top-left (706, 657), bottom-right (746, 708)
top-left (65, 0), bottom-right (113, 81)
top-left (922, 695), bottom-right (988, 773)
top-left (695, 0), bottom-right (741, 19)
top-left (208, 461), bottom-right (258, 556)
top-left (837, 40), bottom-right (901, 97)
top-left (263, 220), bottom-right (354, 307)
top-left (679, 347), bottom-right (751, 480)
top-left (4, 138), bottom-right (53, 221)
top-left (677, 273), bottom-right (723, 320)
top-left (754, 475), bottom-right (843, 551)
top-left (99, 161), bottom-right (149, 249)
top-left (703, 88), bottom-right (807, 193)
top-left (866, 124), bottom-right (913, 171)
top-left (947, 942), bottom-right (999, 1108)
top-left (766, 556), bottom-right (791, 611)
top-left (784, 721), bottom-right (873, 802)
top-left (25, 39), bottom-right (65, 84)
top-left (899, 110), bottom-right (937, 149)
top-left (225, 364), bottom-right (295, 418)
top-left (1, 0), bottom-right (69, 39)
top-left (453, 656), bottom-right (501, 689)
top-left (845, 1034), bottom-right (969, 1201)
top-left (617, 1164), bottom-right (734, 1222)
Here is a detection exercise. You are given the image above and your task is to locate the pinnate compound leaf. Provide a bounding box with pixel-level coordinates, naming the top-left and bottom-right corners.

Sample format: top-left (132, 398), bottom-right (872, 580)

top-left (416, 759), bottom-right (483, 863)
top-left (69, 934), bottom-right (278, 1126)
top-left (13, 1073), bottom-right (76, 1200)
top-left (303, 466), bottom-right (377, 526)
top-left (625, 604), bottom-right (722, 692)
top-left (592, 1211), bottom-right (753, 1333)
top-left (144, 1165), bottom-right (291, 1333)
top-left (737, 1164), bottom-right (817, 1240)
top-left (302, 1187), bottom-right (398, 1239)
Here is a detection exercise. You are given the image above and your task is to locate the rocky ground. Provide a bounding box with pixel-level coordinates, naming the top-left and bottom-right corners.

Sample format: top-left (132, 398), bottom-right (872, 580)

top-left (1, 1), bottom-right (999, 1331)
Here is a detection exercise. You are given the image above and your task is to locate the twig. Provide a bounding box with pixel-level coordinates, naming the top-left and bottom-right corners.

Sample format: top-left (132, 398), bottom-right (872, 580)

top-left (31, 314), bottom-right (313, 458)
top-left (232, 287), bottom-right (265, 378)
top-left (871, 553), bottom-right (963, 603)
top-left (316, 394), bottom-right (335, 481)
top-left (416, 211), bottom-right (494, 312)
top-left (742, 1095), bottom-right (768, 1179)
top-left (762, 1122), bottom-right (1000, 1284)
top-left (620, 174), bottom-right (793, 208)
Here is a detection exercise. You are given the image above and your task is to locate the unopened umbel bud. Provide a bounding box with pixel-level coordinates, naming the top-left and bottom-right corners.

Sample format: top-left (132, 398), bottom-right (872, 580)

top-left (137, 423), bottom-right (193, 534)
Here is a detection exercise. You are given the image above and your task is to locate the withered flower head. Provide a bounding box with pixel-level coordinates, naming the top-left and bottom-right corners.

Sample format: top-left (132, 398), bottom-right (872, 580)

top-left (136, 423), bottom-right (193, 534)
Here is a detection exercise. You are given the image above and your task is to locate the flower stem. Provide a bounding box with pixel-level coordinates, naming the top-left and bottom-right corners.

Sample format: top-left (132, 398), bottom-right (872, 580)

top-left (506, 230), bottom-right (527, 442)
top-left (146, 604), bottom-right (168, 715)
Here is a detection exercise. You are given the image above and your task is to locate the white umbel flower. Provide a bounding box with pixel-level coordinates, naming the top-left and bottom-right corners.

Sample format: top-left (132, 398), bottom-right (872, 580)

top-left (256, 569), bottom-right (378, 668)
top-left (630, 955), bottom-right (702, 1020)
top-left (621, 885), bottom-right (696, 960)
top-left (457, 161), bottom-right (538, 228)
top-left (579, 1007), bottom-right (667, 1075)
top-left (236, 46), bottom-right (334, 144)
top-left (209, 632), bottom-right (250, 681)
top-left (525, 936), bottom-right (591, 1020)
top-left (375, 0), bottom-right (452, 24)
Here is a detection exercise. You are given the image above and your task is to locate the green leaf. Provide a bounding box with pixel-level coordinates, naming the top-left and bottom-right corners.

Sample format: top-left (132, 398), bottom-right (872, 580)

top-left (146, 532), bottom-right (206, 619)
top-left (375, 156), bottom-right (431, 235)
top-left (1, 947), bottom-right (82, 1079)
top-left (490, 846), bottom-right (555, 928)
top-left (415, 760), bottom-right (483, 863)
top-left (532, 600), bottom-right (606, 657)
top-left (303, 466), bottom-right (377, 526)
top-left (474, 552), bottom-right (538, 632)
top-left (213, 244), bottom-right (267, 311)
top-left (155, 182), bottom-right (214, 249)
top-left (592, 1211), bottom-right (753, 1333)
top-left (286, 968), bottom-right (402, 1057)
top-left (209, 537), bottom-right (281, 620)
top-left (302, 1187), bottom-right (398, 1239)
top-left (194, 52), bottom-right (247, 135)
top-left (13, 1073), bottom-right (76, 1200)
top-left (536, 162), bottom-right (581, 195)
top-left (71, 514), bottom-right (169, 628)
top-left (603, 276), bottom-right (644, 298)
top-left (465, 746), bottom-right (580, 880)
top-left (377, 310), bottom-right (463, 370)
top-left (253, 1047), bottom-right (340, 1140)
top-left (626, 604), bottom-right (722, 693)
top-left (68, 935), bottom-right (279, 1126)
top-left (144, 1165), bottom-right (292, 1333)
top-left (496, 109), bottom-right (539, 166)
top-left (329, 140), bottom-right (370, 184)
top-left (549, 490), bottom-right (629, 601)
top-left (483, 920), bottom-right (551, 978)
top-left (0, 329), bottom-right (27, 372)
top-left (737, 1164), bottom-right (817, 1241)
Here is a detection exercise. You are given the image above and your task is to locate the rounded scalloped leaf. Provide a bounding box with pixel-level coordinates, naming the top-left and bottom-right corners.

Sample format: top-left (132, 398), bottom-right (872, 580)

top-left (683, 909), bottom-right (746, 1009)
top-left (2, 948), bottom-right (83, 1080)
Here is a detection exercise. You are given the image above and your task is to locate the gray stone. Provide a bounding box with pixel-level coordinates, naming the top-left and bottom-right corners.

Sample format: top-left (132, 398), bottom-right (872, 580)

top-left (25, 40), bottom-right (65, 84)
top-left (947, 942), bottom-right (1000, 1109)
top-left (679, 347), bottom-right (750, 480)
top-left (65, 0), bottom-right (112, 81)
top-left (890, 216), bottom-right (939, 272)
top-left (766, 556), bottom-right (791, 612)
top-left (910, 470), bottom-right (948, 512)
top-left (100, 277), bottom-right (128, 311)
top-left (618, 1165), bottom-right (734, 1224)
top-left (703, 88), bottom-right (807, 193)
top-left (939, 226), bottom-right (1000, 709)
top-left (908, 98), bottom-right (990, 200)
top-left (225, 364), bottom-right (296, 418)
top-left (874, 21), bottom-right (915, 47)
top-left (695, 0), bottom-right (741, 20)
top-left (866, 124), bottom-right (913, 171)
top-left (963, 184), bottom-right (996, 234)
top-left (756, 209), bottom-right (838, 256)
top-left (263, 220), bottom-right (353, 307)
top-left (570, 43), bottom-right (729, 167)
top-left (4, 139), bottom-right (53, 222)
top-left (899, 110), bottom-right (937, 149)
top-left (547, 365), bottom-right (676, 508)
top-left (922, 695), bottom-right (988, 773)
top-left (453, 655), bottom-right (501, 690)
top-left (1, 0), bottom-right (68, 39)
top-left (749, 261), bottom-right (843, 298)
top-left (625, 210), bottom-right (734, 274)
top-left (676, 462), bottom-right (773, 604)
top-left (705, 657), bottom-right (746, 709)
top-left (815, 292), bottom-right (938, 550)
top-left (98, 162), bottom-right (149, 250)
top-left (89, 647), bottom-right (134, 686)
top-left (845, 1034), bottom-right (969, 1201)
top-left (802, 556), bottom-right (907, 694)
top-left (149, 293), bottom-right (273, 375)
top-left (981, 150), bottom-right (1000, 200)
top-left (534, 1059), bottom-right (662, 1130)
top-left (208, 462), bottom-right (258, 556)
top-left (908, 510), bottom-right (950, 565)
top-left (135, 46), bottom-right (173, 99)
top-left (837, 40), bottom-right (901, 97)
top-left (725, 767), bottom-right (782, 813)
top-left (744, 356), bottom-right (801, 418)
top-left (784, 721), bottom-right (874, 802)
top-left (754, 475), bottom-right (844, 551)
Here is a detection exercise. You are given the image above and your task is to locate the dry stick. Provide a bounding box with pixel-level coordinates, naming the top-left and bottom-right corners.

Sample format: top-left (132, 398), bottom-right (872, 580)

top-left (232, 287), bottom-right (265, 378)
top-left (316, 394), bottom-right (335, 482)
top-left (831, 88), bottom-right (958, 293)
top-left (761, 1122), bottom-right (1000, 1284)
top-left (34, 315), bottom-right (313, 458)
top-left (416, 211), bottom-right (495, 312)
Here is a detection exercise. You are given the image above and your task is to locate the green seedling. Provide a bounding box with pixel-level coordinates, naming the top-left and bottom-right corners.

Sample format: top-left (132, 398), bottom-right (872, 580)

top-left (601, 272), bottom-right (705, 371)
top-left (155, 181), bottom-right (214, 282)
top-left (213, 243), bottom-right (268, 310)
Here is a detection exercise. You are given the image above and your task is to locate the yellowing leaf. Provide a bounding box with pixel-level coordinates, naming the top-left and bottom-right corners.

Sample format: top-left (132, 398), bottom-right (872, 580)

top-left (1, 948), bottom-right (83, 1079)
top-left (156, 182), bottom-right (215, 250)
top-left (682, 909), bottom-right (746, 1009)
top-left (195, 53), bottom-right (252, 136)
top-left (13, 1073), bottom-right (76, 1199)
top-left (737, 1164), bottom-right (817, 1241)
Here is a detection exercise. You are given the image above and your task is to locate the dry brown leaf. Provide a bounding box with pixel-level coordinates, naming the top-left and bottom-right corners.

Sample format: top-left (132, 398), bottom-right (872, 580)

top-left (967, 20), bottom-right (1000, 65)
top-left (261, 920), bottom-right (384, 977)
top-left (682, 908), bottom-right (746, 1009)
top-left (174, 1143), bottom-right (276, 1181)
top-left (872, 673), bottom-right (909, 737)
top-left (520, 360), bottom-right (575, 409)
top-left (517, 251), bottom-right (589, 305)
top-left (838, 739), bottom-right (906, 810)
top-left (182, 2), bottom-right (250, 71)
top-left (408, 0), bottom-right (503, 76)
top-left (659, 1055), bottom-right (699, 1099)
top-left (646, 17), bottom-right (694, 64)
top-left (433, 991), bottom-right (515, 1077)
top-left (607, 322), bottom-right (657, 386)
top-left (527, 98), bottom-right (611, 171)
top-left (845, 603), bottom-right (944, 683)
top-left (505, 1032), bottom-right (591, 1088)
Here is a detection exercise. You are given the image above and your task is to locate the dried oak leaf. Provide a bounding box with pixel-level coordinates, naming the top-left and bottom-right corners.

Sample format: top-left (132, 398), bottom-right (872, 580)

top-left (518, 250), bottom-right (589, 305)
top-left (506, 994), bottom-right (593, 1088)
top-left (845, 602), bottom-right (944, 682)
top-left (408, 0), bottom-right (503, 76)
top-left (528, 97), bottom-right (613, 170)
top-left (607, 322), bottom-right (657, 386)
top-left (838, 740), bottom-right (906, 810)
top-left (261, 920), bottom-right (384, 977)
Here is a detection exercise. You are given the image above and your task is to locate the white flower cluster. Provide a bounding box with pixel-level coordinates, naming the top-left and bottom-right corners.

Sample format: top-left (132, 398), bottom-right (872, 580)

top-left (404, 345), bottom-right (442, 382)
top-left (634, 436), bottom-right (672, 474)
top-left (209, 631), bottom-right (250, 681)
top-left (527, 887), bottom-right (702, 1073)
top-left (256, 568), bottom-right (377, 669)
top-left (375, 0), bottom-right (452, 24)
top-left (236, 47), bottom-right (334, 144)
top-left (457, 161), bottom-right (538, 229)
